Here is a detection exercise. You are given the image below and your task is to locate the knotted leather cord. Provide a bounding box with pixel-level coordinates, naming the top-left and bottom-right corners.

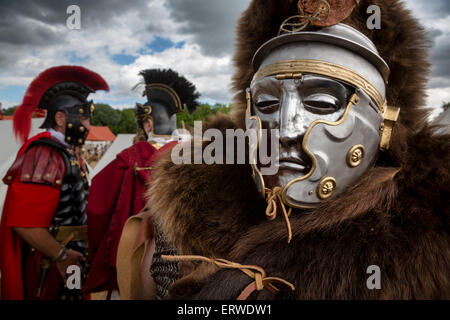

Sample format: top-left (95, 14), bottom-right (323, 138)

top-left (162, 255), bottom-right (295, 300)
top-left (265, 187), bottom-right (293, 243)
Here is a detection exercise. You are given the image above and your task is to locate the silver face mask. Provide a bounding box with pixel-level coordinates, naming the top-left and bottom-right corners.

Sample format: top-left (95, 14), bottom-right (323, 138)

top-left (150, 101), bottom-right (178, 135)
top-left (145, 83), bottom-right (183, 137)
top-left (246, 24), bottom-right (398, 208)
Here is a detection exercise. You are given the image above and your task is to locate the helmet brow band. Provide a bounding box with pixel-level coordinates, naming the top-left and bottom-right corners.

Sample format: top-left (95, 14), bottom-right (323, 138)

top-left (254, 59), bottom-right (386, 113)
top-left (146, 83), bottom-right (183, 112)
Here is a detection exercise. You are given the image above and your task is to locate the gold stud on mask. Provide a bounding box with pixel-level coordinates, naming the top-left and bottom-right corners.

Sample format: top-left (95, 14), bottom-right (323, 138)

top-left (317, 177), bottom-right (337, 200)
top-left (347, 145), bottom-right (365, 167)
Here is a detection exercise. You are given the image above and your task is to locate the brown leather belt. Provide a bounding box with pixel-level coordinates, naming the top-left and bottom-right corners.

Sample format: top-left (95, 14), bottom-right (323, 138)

top-left (55, 225), bottom-right (88, 244)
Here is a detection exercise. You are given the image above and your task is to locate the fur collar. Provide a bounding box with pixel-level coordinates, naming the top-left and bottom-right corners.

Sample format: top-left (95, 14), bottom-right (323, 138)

top-left (147, 115), bottom-right (449, 262)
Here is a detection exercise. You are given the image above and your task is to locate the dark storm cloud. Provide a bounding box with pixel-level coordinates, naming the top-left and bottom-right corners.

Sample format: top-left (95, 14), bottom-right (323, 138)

top-left (427, 29), bottom-right (443, 44)
top-left (0, 0), bottom-right (156, 69)
top-left (424, 28), bottom-right (449, 85)
top-left (404, 0), bottom-right (450, 87)
top-left (424, 27), bottom-right (449, 85)
top-left (0, 0), bottom-right (152, 46)
top-left (430, 38), bottom-right (450, 79)
top-left (405, 0), bottom-right (450, 19)
top-left (0, 0), bottom-right (150, 26)
top-left (164, 0), bottom-right (250, 57)
top-left (0, 19), bottom-right (63, 46)
top-left (0, 2), bottom-right (64, 46)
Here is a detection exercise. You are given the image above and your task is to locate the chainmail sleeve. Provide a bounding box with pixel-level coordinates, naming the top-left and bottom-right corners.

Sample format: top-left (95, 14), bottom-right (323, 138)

top-left (150, 227), bottom-right (179, 299)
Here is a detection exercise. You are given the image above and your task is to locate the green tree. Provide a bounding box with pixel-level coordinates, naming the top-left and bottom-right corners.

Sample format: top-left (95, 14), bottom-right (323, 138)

top-left (91, 104), bottom-right (121, 127)
top-left (91, 102), bottom-right (231, 135)
top-left (177, 103), bottom-right (232, 127)
top-left (1, 106), bottom-right (18, 115)
top-left (443, 102), bottom-right (450, 111)
top-left (115, 109), bottom-right (137, 134)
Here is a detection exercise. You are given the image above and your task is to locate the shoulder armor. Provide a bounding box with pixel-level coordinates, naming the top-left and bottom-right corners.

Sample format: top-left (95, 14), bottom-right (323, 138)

top-left (3, 139), bottom-right (67, 189)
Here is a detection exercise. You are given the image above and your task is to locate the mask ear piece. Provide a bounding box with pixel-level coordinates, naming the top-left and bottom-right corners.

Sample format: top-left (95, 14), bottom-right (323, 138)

top-left (379, 105), bottom-right (400, 151)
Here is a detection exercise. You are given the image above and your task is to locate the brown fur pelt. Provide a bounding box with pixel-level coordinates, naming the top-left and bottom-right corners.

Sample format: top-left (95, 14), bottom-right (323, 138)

top-left (148, 117), bottom-right (450, 299)
top-left (146, 0), bottom-right (449, 299)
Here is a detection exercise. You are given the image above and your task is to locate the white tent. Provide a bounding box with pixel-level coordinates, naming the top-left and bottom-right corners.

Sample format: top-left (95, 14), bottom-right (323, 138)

top-left (0, 119), bottom-right (45, 220)
top-left (90, 134), bottom-right (134, 177)
top-left (432, 108), bottom-right (450, 135)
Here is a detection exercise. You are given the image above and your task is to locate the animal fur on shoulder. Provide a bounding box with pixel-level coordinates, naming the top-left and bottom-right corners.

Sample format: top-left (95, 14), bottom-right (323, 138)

top-left (148, 117), bottom-right (450, 299)
top-left (146, 0), bottom-right (449, 299)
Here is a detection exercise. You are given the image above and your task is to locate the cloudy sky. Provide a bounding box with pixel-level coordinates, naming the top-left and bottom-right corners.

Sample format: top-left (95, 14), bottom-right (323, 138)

top-left (0, 0), bottom-right (448, 118)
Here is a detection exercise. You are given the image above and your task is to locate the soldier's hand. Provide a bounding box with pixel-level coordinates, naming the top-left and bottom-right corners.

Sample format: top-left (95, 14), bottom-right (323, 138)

top-left (55, 249), bottom-right (86, 278)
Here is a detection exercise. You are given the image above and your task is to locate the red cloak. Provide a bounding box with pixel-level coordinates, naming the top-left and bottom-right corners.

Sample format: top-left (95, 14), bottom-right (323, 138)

top-left (83, 141), bottom-right (176, 294)
top-left (0, 132), bottom-right (62, 300)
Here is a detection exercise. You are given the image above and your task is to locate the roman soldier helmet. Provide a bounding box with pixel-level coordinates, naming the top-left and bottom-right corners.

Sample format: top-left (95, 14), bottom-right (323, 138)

top-left (134, 68), bottom-right (200, 141)
top-left (13, 66), bottom-right (109, 146)
top-left (233, 0), bottom-right (430, 208)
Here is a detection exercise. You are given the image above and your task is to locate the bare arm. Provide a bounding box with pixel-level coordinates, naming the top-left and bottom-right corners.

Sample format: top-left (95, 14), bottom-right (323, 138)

top-left (14, 227), bottom-right (62, 259)
top-left (13, 227), bottom-right (85, 277)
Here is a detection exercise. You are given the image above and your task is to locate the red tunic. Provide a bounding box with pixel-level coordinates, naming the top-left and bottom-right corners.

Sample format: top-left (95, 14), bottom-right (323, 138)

top-left (0, 132), bottom-right (65, 300)
top-left (83, 141), bottom-right (176, 294)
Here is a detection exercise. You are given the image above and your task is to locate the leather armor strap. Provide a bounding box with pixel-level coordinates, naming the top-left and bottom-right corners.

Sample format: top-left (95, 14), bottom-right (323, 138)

top-left (55, 225), bottom-right (88, 243)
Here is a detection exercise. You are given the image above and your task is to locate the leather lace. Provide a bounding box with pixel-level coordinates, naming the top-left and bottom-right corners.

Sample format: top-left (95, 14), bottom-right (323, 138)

top-left (265, 187), bottom-right (293, 243)
top-left (162, 255), bottom-right (295, 300)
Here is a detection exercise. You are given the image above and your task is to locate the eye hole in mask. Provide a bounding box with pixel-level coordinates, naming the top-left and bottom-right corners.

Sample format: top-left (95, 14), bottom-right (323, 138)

top-left (255, 93), bottom-right (279, 113)
top-left (303, 93), bottom-right (340, 114)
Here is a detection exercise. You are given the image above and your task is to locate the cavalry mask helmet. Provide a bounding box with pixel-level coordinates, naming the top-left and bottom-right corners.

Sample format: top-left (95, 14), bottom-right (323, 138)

top-left (245, 0), bottom-right (399, 208)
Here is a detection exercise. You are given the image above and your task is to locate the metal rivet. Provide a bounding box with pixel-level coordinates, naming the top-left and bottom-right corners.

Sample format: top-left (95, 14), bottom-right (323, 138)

top-left (67, 136), bottom-right (71, 141)
top-left (45, 173), bottom-right (51, 178)
top-left (347, 145), bottom-right (365, 168)
top-left (7, 176), bottom-right (12, 180)
top-left (78, 138), bottom-right (83, 144)
top-left (56, 180), bottom-right (62, 185)
top-left (79, 126), bottom-right (85, 132)
top-left (67, 123), bottom-right (73, 129)
top-left (79, 108), bottom-right (84, 114)
top-left (35, 174), bottom-right (42, 179)
top-left (317, 177), bottom-right (337, 200)
top-left (24, 174), bottom-right (30, 179)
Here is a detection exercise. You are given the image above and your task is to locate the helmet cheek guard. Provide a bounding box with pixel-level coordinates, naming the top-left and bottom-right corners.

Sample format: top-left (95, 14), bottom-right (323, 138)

top-left (64, 101), bottom-right (94, 146)
top-left (282, 89), bottom-right (383, 208)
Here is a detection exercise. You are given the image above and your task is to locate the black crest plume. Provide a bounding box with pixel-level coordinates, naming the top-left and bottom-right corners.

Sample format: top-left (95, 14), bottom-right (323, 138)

top-left (138, 69), bottom-right (200, 113)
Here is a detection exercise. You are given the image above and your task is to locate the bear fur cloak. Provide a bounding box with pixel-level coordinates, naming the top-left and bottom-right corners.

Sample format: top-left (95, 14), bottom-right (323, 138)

top-left (146, 0), bottom-right (450, 299)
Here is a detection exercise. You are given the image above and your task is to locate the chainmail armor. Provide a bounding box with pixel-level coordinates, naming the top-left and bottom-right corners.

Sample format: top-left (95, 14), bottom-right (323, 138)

top-left (150, 228), bottom-right (179, 300)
